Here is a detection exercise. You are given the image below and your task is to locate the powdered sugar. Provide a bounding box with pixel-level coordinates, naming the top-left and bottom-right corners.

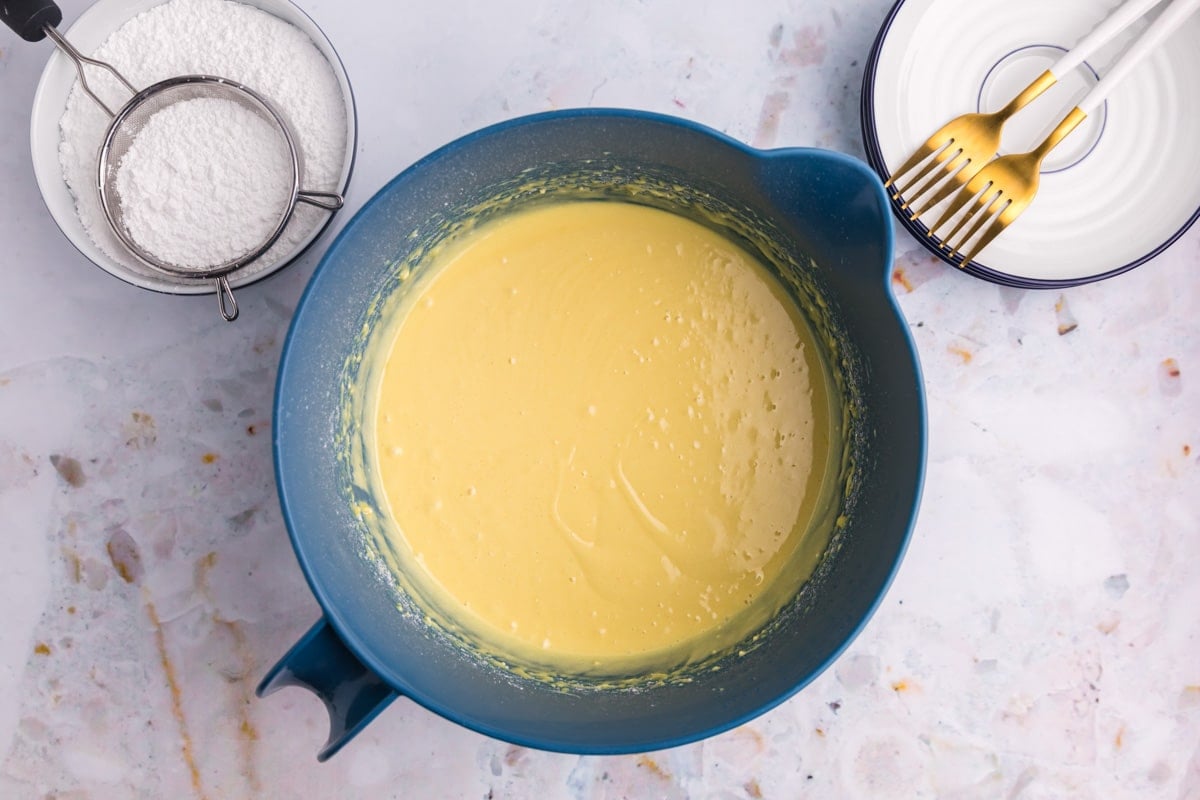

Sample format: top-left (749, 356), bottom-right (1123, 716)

top-left (114, 96), bottom-right (294, 269)
top-left (58, 0), bottom-right (347, 282)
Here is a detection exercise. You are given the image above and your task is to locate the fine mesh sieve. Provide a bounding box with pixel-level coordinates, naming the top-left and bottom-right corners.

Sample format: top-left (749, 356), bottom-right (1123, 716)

top-left (2, 0), bottom-right (344, 321)
top-left (96, 75), bottom-right (344, 321)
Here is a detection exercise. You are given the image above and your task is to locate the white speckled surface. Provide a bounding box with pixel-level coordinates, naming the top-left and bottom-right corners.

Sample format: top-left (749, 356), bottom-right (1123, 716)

top-left (1, 1), bottom-right (1198, 798)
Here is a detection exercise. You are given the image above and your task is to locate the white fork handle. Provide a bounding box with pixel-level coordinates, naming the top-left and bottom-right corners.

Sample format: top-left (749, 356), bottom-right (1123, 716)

top-left (1078, 0), bottom-right (1200, 112)
top-left (1050, 0), bottom-right (1170, 77)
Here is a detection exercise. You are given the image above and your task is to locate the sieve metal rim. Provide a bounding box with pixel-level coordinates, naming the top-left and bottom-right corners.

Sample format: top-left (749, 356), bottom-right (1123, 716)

top-left (95, 74), bottom-right (303, 282)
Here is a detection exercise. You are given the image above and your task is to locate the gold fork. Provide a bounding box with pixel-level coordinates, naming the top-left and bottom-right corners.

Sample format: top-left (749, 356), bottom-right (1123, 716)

top-left (885, 0), bottom-right (1167, 221)
top-left (929, 0), bottom-right (1200, 265)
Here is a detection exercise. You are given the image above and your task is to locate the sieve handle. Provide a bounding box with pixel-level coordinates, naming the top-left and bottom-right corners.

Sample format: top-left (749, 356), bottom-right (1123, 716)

top-left (297, 190), bottom-right (345, 211)
top-left (216, 276), bottom-right (239, 322)
top-left (0, 0), bottom-right (61, 42)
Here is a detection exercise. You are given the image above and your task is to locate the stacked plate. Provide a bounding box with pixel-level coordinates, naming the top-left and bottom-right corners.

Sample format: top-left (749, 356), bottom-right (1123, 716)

top-left (862, 0), bottom-right (1200, 286)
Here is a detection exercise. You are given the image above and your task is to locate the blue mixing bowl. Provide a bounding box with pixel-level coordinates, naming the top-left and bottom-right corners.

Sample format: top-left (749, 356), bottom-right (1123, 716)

top-left (257, 109), bottom-right (925, 760)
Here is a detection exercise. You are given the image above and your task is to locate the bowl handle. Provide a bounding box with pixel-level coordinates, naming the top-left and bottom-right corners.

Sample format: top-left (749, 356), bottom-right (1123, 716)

top-left (257, 618), bottom-right (399, 761)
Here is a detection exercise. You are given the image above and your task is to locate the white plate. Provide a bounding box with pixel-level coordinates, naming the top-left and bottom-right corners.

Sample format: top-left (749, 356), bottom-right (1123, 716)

top-left (29, 0), bottom-right (357, 295)
top-left (862, 0), bottom-right (1200, 286)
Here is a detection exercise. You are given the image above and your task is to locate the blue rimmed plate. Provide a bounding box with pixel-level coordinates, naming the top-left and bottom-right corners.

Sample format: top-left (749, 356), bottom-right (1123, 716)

top-left (862, 0), bottom-right (1200, 287)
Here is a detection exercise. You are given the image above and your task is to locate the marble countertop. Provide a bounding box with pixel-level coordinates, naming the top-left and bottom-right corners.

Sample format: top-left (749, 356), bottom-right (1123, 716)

top-left (1, 0), bottom-right (1197, 797)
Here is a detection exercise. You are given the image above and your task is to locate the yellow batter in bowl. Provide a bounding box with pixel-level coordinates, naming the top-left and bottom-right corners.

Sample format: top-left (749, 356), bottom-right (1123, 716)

top-left (365, 200), bottom-right (842, 673)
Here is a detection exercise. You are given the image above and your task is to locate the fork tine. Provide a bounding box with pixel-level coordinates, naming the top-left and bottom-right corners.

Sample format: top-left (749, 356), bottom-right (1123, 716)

top-left (947, 192), bottom-right (1007, 261)
top-left (890, 146), bottom-right (961, 204)
top-left (898, 148), bottom-right (970, 213)
top-left (884, 135), bottom-right (955, 193)
top-left (958, 202), bottom-right (1014, 265)
top-left (926, 178), bottom-right (989, 242)
top-left (905, 154), bottom-right (979, 219)
top-left (943, 188), bottom-right (1005, 257)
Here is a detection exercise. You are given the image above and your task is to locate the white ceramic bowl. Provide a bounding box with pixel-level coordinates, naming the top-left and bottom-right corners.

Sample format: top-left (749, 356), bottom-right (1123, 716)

top-left (862, 0), bottom-right (1200, 286)
top-left (30, 0), bottom-right (357, 295)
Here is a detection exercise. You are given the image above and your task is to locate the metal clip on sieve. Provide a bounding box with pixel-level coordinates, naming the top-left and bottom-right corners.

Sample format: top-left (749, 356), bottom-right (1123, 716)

top-left (3, 0), bottom-right (345, 322)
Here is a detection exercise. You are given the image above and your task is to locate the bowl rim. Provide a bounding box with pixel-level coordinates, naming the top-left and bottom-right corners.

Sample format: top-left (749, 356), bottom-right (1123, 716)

top-left (860, 0), bottom-right (1200, 288)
